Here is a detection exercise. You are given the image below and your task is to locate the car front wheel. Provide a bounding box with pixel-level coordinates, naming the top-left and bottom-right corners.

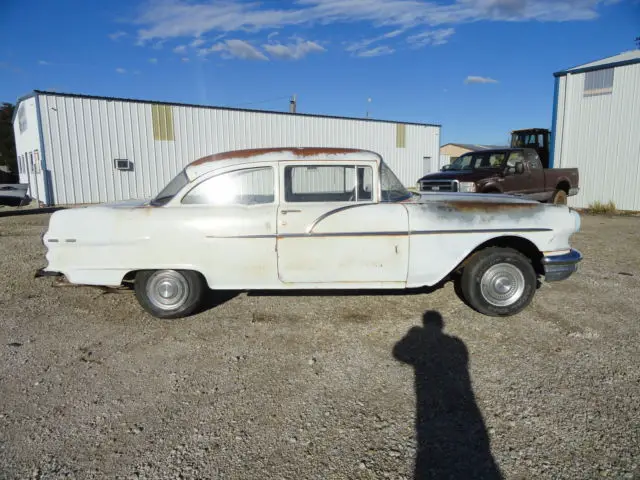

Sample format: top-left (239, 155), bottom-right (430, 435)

top-left (459, 247), bottom-right (537, 316)
top-left (134, 269), bottom-right (205, 319)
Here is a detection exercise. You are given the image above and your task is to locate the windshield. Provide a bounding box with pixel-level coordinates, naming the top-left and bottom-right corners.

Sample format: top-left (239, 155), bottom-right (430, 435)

top-left (448, 152), bottom-right (506, 171)
top-left (380, 161), bottom-right (412, 202)
top-left (150, 170), bottom-right (189, 206)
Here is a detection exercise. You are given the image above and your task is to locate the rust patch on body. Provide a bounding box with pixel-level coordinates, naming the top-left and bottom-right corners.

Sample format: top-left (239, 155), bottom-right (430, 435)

top-left (441, 200), bottom-right (540, 213)
top-left (189, 147), bottom-right (377, 166)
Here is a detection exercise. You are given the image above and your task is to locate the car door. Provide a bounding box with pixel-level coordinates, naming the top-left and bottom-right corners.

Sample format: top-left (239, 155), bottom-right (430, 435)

top-left (523, 150), bottom-right (546, 200)
top-left (276, 161), bottom-right (409, 285)
top-left (178, 164), bottom-right (279, 288)
top-left (500, 150), bottom-right (532, 196)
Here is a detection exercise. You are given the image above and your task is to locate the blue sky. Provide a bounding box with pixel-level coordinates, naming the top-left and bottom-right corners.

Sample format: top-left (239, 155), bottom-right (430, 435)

top-left (1, 0), bottom-right (638, 144)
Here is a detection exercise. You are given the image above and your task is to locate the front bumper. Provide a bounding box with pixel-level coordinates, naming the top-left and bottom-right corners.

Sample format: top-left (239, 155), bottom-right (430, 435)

top-left (541, 249), bottom-right (583, 282)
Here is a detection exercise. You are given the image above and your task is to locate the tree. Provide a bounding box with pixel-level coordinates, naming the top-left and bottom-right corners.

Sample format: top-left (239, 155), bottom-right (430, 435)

top-left (0, 102), bottom-right (18, 179)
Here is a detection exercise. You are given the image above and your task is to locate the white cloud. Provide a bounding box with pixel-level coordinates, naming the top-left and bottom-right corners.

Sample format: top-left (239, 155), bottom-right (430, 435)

top-left (407, 28), bottom-right (455, 47)
top-left (464, 75), bottom-right (499, 84)
top-left (115, 67), bottom-right (127, 74)
top-left (345, 28), bottom-right (406, 54)
top-left (263, 38), bottom-right (325, 60)
top-left (109, 31), bottom-right (127, 41)
top-left (149, 57), bottom-right (158, 64)
top-left (173, 45), bottom-right (187, 54)
top-left (357, 46), bottom-right (395, 57)
top-left (225, 39), bottom-right (269, 60)
top-left (130, 0), bottom-right (616, 58)
top-left (181, 57), bottom-right (190, 62)
top-left (133, 0), bottom-right (613, 44)
top-left (202, 39), bottom-right (268, 60)
top-left (38, 60), bottom-right (50, 65)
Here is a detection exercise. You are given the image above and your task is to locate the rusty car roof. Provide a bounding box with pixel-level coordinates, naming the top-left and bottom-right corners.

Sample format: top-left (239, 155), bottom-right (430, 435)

top-left (183, 148), bottom-right (384, 179)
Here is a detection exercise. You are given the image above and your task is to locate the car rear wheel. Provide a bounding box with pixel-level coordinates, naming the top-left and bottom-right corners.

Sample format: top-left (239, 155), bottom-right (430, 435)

top-left (459, 247), bottom-right (537, 316)
top-left (134, 269), bottom-right (205, 319)
top-left (551, 189), bottom-right (568, 205)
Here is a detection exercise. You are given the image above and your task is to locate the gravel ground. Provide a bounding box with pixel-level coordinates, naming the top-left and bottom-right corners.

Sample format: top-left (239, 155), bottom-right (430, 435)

top-left (0, 210), bottom-right (638, 479)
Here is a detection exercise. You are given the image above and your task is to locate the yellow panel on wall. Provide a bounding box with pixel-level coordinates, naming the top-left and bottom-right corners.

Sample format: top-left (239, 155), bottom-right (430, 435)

top-left (396, 123), bottom-right (406, 148)
top-left (152, 104), bottom-right (175, 141)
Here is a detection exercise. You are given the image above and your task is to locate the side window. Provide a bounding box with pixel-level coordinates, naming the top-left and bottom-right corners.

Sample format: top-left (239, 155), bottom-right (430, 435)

top-left (284, 165), bottom-right (373, 202)
top-left (182, 167), bottom-right (274, 205)
top-left (526, 151), bottom-right (541, 170)
top-left (506, 151), bottom-right (524, 167)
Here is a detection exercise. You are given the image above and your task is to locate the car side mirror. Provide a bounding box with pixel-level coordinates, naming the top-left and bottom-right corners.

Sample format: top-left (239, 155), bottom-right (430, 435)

top-left (441, 165), bottom-right (451, 171)
top-left (515, 162), bottom-right (525, 174)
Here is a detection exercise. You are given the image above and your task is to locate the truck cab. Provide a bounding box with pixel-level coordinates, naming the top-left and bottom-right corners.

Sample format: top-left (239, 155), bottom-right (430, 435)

top-left (510, 128), bottom-right (551, 168)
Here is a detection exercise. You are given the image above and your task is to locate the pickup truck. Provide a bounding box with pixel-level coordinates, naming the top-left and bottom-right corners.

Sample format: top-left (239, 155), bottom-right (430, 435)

top-left (417, 147), bottom-right (579, 204)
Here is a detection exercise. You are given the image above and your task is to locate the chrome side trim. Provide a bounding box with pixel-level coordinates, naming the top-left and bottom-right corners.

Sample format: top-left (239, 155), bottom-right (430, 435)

top-left (306, 203), bottom-right (375, 234)
top-left (205, 227), bottom-right (552, 239)
top-left (206, 234), bottom-right (275, 239)
top-left (410, 227), bottom-right (552, 235)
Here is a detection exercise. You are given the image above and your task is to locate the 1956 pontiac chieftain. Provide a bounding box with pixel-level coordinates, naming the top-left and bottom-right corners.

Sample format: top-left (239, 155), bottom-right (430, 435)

top-left (37, 147), bottom-right (582, 319)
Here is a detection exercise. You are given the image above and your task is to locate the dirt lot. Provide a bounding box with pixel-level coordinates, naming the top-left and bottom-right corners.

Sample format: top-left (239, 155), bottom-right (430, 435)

top-left (0, 210), bottom-right (638, 479)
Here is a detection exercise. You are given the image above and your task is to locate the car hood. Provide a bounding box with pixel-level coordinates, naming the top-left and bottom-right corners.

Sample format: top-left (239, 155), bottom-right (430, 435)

top-left (417, 169), bottom-right (500, 182)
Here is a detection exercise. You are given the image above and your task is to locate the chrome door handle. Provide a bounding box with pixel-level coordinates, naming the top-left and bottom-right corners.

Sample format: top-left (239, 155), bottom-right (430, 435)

top-left (281, 209), bottom-right (301, 214)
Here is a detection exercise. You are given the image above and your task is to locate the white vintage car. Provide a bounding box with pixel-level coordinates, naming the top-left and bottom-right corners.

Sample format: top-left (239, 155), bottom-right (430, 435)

top-left (37, 147), bottom-right (582, 318)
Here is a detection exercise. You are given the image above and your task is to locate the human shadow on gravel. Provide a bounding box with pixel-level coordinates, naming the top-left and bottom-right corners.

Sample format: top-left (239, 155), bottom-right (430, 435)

top-left (393, 311), bottom-right (502, 480)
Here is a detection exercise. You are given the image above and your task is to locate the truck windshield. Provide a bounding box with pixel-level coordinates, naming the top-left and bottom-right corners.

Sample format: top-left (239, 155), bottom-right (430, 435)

top-left (380, 161), bottom-right (412, 202)
top-left (449, 152), bottom-right (505, 170)
top-left (150, 170), bottom-right (189, 206)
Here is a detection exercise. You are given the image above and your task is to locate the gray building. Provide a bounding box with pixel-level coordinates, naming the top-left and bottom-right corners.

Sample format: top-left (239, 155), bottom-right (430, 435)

top-left (551, 50), bottom-right (640, 211)
top-left (12, 91), bottom-right (440, 206)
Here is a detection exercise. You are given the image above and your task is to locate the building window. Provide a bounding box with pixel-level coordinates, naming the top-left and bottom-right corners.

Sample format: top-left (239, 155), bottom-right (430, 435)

top-left (584, 68), bottom-right (614, 97)
top-left (114, 159), bottom-right (134, 171)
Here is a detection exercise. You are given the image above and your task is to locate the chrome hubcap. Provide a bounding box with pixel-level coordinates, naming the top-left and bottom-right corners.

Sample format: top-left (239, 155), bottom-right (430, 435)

top-left (146, 270), bottom-right (189, 311)
top-left (480, 263), bottom-right (526, 307)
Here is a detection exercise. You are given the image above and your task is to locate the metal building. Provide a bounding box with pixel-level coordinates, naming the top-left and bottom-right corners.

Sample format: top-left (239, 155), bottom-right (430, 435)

top-left (12, 91), bottom-right (440, 206)
top-left (551, 50), bottom-right (640, 211)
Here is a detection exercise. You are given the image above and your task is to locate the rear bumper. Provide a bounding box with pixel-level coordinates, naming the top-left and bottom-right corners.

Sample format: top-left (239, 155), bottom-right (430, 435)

top-left (541, 249), bottom-right (583, 282)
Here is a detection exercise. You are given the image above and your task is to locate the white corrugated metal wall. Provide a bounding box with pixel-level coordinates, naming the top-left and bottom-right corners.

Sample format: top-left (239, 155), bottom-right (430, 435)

top-left (553, 62), bottom-right (640, 211)
top-left (12, 97), bottom-right (47, 204)
top-left (34, 93), bottom-right (440, 205)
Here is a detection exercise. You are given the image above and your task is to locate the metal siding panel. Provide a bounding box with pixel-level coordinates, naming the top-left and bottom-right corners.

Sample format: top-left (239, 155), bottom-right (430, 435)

top-left (557, 63), bottom-right (640, 210)
top-left (33, 93), bottom-right (440, 205)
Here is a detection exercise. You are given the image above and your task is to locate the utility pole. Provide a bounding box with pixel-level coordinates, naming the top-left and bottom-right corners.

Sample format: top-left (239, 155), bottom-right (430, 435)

top-left (635, 36), bottom-right (640, 49)
top-left (289, 94), bottom-right (297, 113)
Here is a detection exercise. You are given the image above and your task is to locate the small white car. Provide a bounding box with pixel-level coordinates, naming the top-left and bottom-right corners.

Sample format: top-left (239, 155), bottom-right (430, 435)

top-left (37, 147), bottom-right (582, 318)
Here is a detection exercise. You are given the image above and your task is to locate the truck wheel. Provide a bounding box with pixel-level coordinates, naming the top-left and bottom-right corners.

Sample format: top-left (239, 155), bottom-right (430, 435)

top-left (134, 269), bottom-right (205, 319)
top-left (551, 189), bottom-right (567, 205)
top-left (460, 247), bottom-right (537, 317)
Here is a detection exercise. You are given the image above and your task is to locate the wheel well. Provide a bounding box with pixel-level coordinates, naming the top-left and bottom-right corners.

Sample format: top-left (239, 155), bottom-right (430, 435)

top-left (122, 271), bottom-right (138, 283)
top-left (121, 269), bottom-right (207, 284)
top-left (556, 181), bottom-right (570, 194)
top-left (457, 236), bottom-right (544, 276)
